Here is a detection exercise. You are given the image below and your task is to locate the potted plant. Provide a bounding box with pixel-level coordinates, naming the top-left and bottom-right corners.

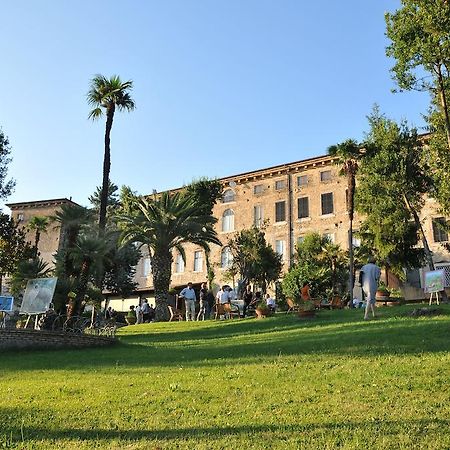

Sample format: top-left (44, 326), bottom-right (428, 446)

top-left (298, 299), bottom-right (316, 318)
top-left (375, 282), bottom-right (390, 300)
top-left (386, 287), bottom-right (404, 306)
top-left (254, 295), bottom-right (272, 319)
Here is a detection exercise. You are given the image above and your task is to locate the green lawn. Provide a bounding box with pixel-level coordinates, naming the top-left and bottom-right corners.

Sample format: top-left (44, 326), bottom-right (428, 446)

top-left (1, 305), bottom-right (450, 449)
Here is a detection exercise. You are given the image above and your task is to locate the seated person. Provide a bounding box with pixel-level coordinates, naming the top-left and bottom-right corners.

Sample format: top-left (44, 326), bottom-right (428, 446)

top-left (265, 293), bottom-right (276, 311)
top-left (125, 305), bottom-right (137, 325)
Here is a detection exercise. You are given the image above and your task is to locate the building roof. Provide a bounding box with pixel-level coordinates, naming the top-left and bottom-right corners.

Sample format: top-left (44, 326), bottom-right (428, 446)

top-left (6, 197), bottom-right (80, 210)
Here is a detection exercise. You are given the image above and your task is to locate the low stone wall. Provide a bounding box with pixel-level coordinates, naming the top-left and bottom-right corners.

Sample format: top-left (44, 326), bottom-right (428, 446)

top-left (0, 329), bottom-right (116, 351)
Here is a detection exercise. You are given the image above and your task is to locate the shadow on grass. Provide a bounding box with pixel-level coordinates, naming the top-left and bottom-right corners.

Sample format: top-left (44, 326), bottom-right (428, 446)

top-left (2, 309), bottom-right (450, 372)
top-left (1, 409), bottom-right (449, 444)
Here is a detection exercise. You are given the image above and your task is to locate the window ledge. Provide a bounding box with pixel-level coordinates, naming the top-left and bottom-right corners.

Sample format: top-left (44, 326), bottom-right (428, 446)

top-left (320, 213), bottom-right (335, 219)
top-left (274, 221), bottom-right (287, 226)
top-left (297, 217), bottom-right (311, 222)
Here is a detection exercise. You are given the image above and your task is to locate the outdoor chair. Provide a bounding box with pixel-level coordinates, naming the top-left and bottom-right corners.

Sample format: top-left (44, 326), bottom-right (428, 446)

top-left (168, 305), bottom-right (183, 321)
top-left (213, 303), bottom-right (226, 320)
top-left (286, 298), bottom-right (300, 314)
top-left (223, 303), bottom-right (240, 319)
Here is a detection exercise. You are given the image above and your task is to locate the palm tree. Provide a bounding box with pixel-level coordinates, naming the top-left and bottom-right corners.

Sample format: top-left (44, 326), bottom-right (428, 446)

top-left (118, 191), bottom-right (221, 321)
top-left (51, 204), bottom-right (93, 276)
top-left (328, 139), bottom-right (364, 306)
top-left (87, 74), bottom-right (135, 232)
top-left (70, 234), bottom-right (108, 314)
top-left (27, 216), bottom-right (49, 256)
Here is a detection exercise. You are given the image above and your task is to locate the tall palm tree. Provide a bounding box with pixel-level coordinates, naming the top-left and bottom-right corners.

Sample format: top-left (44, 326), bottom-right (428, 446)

top-left (87, 74), bottom-right (135, 232)
top-left (27, 216), bottom-right (49, 256)
top-left (328, 139), bottom-right (364, 305)
top-left (118, 191), bottom-right (221, 321)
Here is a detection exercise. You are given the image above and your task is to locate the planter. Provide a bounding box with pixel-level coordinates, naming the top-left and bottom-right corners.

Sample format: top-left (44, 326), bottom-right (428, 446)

top-left (298, 310), bottom-right (316, 318)
top-left (375, 290), bottom-right (390, 301)
top-left (255, 307), bottom-right (272, 319)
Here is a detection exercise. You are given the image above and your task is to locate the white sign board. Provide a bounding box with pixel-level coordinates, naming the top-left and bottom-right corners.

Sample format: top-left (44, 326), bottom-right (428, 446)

top-left (20, 278), bottom-right (57, 314)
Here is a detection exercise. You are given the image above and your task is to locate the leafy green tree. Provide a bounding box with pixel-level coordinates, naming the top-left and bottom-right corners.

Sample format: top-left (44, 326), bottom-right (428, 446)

top-left (328, 139), bottom-right (364, 301)
top-left (118, 190), bottom-right (221, 321)
top-left (227, 226), bottom-right (282, 296)
top-left (356, 109), bottom-right (432, 275)
top-left (87, 75), bottom-right (135, 231)
top-left (88, 181), bottom-right (120, 213)
top-left (185, 178), bottom-right (223, 288)
top-left (0, 129), bottom-right (16, 199)
top-left (0, 214), bottom-right (33, 293)
top-left (10, 257), bottom-right (51, 297)
top-left (385, 1), bottom-right (450, 149)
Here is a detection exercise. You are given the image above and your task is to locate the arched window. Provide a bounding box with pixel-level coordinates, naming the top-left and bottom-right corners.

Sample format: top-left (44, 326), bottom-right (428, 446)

top-left (222, 189), bottom-right (235, 203)
top-left (222, 209), bottom-right (235, 232)
top-left (221, 247), bottom-right (233, 269)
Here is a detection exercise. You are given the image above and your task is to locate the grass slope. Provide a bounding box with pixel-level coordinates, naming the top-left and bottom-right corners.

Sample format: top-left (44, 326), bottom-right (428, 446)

top-left (1, 305), bottom-right (450, 449)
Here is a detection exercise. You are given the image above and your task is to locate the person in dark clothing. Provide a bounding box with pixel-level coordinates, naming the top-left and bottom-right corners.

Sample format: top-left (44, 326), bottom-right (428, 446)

top-left (242, 285), bottom-right (253, 318)
top-left (197, 282), bottom-right (209, 321)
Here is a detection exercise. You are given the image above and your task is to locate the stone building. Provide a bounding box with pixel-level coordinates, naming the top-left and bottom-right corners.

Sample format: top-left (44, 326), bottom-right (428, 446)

top-left (6, 198), bottom-right (80, 268)
top-left (6, 155), bottom-right (450, 306)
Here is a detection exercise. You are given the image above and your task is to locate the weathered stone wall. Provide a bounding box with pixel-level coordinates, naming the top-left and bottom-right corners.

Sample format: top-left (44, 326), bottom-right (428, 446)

top-left (0, 329), bottom-right (116, 351)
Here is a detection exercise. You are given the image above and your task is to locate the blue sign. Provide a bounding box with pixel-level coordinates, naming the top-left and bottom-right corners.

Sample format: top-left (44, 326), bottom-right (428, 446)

top-left (0, 296), bottom-right (14, 312)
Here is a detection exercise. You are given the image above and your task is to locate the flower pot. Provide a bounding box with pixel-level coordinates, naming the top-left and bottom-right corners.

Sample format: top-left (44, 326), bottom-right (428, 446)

top-left (376, 290), bottom-right (390, 301)
top-left (255, 307), bottom-right (272, 318)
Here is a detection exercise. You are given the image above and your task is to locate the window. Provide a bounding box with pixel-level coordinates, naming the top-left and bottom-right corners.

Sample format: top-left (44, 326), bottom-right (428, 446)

top-left (275, 179), bottom-right (286, 190)
top-left (275, 240), bottom-right (285, 259)
top-left (297, 175), bottom-right (308, 187)
top-left (143, 257), bottom-right (151, 276)
top-left (175, 254), bottom-right (184, 273)
top-left (297, 197), bottom-right (309, 219)
top-left (254, 184), bottom-right (264, 194)
top-left (222, 189), bottom-right (235, 203)
top-left (254, 205), bottom-right (263, 228)
top-left (221, 247), bottom-right (233, 269)
top-left (222, 209), bottom-right (235, 232)
top-left (275, 201), bottom-right (286, 222)
top-left (321, 193), bottom-right (334, 215)
top-left (320, 170), bottom-right (332, 182)
top-left (17, 213), bottom-right (24, 222)
top-left (432, 217), bottom-right (449, 242)
top-left (194, 251), bottom-right (203, 272)
top-left (352, 235), bottom-right (361, 248)
top-left (297, 236), bottom-right (305, 245)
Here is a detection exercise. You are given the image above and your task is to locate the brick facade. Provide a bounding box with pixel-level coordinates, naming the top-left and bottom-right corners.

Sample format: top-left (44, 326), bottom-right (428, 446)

top-left (0, 329), bottom-right (116, 351)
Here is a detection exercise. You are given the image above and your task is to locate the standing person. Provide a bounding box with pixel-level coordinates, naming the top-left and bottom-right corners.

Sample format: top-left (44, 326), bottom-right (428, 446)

top-left (360, 257), bottom-right (381, 320)
top-left (266, 293), bottom-right (276, 312)
top-left (197, 282), bottom-right (209, 321)
top-left (243, 285), bottom-right (253, 318)
top-left (141, 299), bottom-right (150, 323)
top-left (135, 303), bottom-right (143, 324)
top-left (216, 285), bottom-right (231, 304)
top-left (180, 282), bottom-right (197, 321)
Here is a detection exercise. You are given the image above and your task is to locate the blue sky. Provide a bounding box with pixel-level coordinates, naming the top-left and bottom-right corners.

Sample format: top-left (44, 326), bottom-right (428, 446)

top-left (0, 0), bottom-right (430, 210)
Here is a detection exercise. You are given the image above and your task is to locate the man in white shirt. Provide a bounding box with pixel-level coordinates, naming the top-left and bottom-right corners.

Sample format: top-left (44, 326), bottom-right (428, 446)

top-left (360, 257), bottom-right (381, 320)
top-left (179, 282), bottom-right (197, 321)
top-left (216, 286), bottom-right (231, 304)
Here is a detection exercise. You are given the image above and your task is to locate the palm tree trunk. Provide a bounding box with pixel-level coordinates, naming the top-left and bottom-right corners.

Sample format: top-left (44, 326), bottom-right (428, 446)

top-left (151, 249), bottom-right (172, 321)
top-left (348, 172), bottom-right (356, 307)
top-left (99, 105), bottom-right (115, 232)
top-left (34, 230), bottom-right (40, 258)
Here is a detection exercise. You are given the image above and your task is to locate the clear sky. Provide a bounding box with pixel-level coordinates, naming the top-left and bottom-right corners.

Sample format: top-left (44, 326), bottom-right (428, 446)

top-left (0, 0), bottom-right (430, 210)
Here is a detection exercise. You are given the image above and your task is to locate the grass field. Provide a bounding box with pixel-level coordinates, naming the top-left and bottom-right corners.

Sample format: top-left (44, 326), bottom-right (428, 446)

top-left (1, 305), bottom-right (450, 449)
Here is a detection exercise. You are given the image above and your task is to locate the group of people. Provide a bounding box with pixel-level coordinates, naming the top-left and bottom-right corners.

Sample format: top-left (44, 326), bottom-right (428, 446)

top-left (124, 299), bottom-right (156, 325)
top-left (178, 282), bottom-right (277, 321)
